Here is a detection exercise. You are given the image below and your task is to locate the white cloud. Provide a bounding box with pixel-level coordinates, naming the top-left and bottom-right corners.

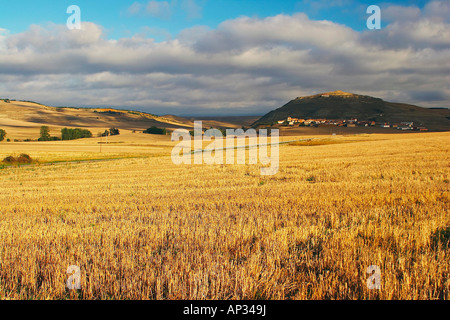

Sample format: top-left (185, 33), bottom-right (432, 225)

top-left (127, 2), bottom-right (143, 15)
top-left (191, 13), bottom-right (358, 53)
top-left (128, 0), bottom-right (204, 21)
top-left (126, 1), bottom-right (173, 19)
top-left (146, 1), bottom-right (172, 19)
top-left (383, 5), bottom-right (421, 23)
top-left (0, 28), bottom-right (9, 51)
top-left (296, 0), bottom-right (353, 15)
top-left (181, 0), bottom-right (203, 20)
top-left (424, 0), bottom-right (450, 21)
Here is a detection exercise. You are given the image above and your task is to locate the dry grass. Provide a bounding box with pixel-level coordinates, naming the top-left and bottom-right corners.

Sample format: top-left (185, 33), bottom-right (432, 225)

top-left (0, 132), bottom-right (174, 164)
top-left (287, 135), bottom-right (376, 146)
top-left (0, 132), bottom-right (448, 299)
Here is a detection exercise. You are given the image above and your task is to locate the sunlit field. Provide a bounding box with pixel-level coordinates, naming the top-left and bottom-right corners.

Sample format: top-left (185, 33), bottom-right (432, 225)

top-left (0, 132), bottom-right (448, 299)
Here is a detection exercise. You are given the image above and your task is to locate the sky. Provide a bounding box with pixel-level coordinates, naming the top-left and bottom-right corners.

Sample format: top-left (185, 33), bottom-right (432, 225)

top-left (0, 0), bottom-right (449, 116)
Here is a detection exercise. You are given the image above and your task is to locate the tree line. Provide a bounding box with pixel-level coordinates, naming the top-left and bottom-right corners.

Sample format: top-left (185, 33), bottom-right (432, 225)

top-left (0, 126), bottom-right (165, 142)
top-left (38, 126), bottom-right (94, 141)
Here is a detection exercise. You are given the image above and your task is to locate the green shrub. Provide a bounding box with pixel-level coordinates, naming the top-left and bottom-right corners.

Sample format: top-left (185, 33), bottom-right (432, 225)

top-left (109, 128), bottom-right (120, 136)
top-left (143, 126), bottom-right (166, 135)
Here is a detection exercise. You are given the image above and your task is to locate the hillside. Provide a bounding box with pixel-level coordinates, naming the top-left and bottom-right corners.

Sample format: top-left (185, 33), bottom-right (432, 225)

top-left (190, 116), bottom-right (260, 127)
top-left (253, 91), bottom-right (450, 131)
top-left (0, 100), bottom-right (243, 140)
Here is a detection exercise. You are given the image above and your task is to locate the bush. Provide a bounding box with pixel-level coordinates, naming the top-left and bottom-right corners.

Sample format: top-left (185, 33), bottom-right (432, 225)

top-left (143, 126), bottom-right (166, 135)
top-left (2, 154), bottom-right (33, 164)
top-left (109, 128), bottom-right (120, 136)
top-left (17, 153), bottom-right (32, 163)
top-left (3, 156), bottom-right (16, 163)
top-left (39, 136), bottom-right (61, 141)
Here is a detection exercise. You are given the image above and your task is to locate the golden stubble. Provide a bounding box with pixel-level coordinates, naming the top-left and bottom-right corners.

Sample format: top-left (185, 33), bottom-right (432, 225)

top-left (0, 132), bottom-right (448, 299)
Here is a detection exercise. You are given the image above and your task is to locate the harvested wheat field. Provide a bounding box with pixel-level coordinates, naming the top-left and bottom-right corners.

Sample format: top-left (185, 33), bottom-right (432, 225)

top-left (0, 132), bottom-right (449, 299)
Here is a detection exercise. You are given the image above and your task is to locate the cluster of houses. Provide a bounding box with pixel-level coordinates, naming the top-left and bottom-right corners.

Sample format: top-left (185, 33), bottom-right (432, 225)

top-left (277, 117), bottom-right (428, 131)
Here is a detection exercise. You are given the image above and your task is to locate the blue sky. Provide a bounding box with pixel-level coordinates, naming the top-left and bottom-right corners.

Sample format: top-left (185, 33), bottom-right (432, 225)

top-left (0, 1), bottom-right (448, 116)
top-left (0, 0), bottom-right (430, 40)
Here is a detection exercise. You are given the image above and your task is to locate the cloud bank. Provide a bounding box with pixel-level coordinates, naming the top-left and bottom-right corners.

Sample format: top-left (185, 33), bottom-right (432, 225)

top-left (0, 1), bottom-right (449, 115)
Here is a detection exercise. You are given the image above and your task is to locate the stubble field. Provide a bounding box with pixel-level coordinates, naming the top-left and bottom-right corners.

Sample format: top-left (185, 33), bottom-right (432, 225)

top-left (0, 132), bottom-right (448, 299)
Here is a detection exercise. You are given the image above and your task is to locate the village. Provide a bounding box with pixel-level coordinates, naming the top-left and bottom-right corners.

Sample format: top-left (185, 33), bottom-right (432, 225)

top-left (277, 117), bottom-right (429, 131)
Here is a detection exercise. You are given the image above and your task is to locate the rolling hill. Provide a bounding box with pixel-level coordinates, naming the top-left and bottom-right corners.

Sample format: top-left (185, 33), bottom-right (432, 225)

top-left (0, 100), bottom-right (244, 140)
top-left (253, 91), bottom-right (450, 131)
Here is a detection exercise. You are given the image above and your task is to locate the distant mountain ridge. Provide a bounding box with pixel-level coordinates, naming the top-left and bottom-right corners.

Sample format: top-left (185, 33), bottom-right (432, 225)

top-left (253, 91), bottom-right (450, 131)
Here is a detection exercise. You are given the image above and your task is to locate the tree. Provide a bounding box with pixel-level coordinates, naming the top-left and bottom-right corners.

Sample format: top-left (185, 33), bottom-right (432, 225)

top-left (0, 129), bottom-right (6, 141)
top-left (101, 130), bottom-right (110, 137)
top-left (101, 128), bottom-right (119, 136)
top-left (39, 126), bottom-right (51, 141)
top-left (61, 128), bottom-right (93, 140)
